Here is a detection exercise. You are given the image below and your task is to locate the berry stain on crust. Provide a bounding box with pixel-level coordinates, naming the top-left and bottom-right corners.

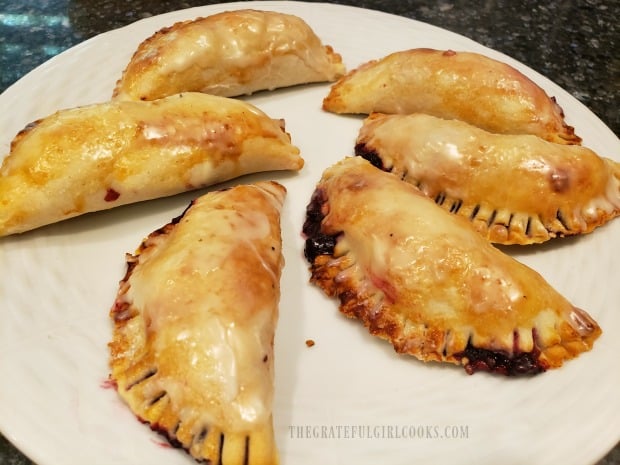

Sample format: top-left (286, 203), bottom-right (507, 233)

top-left (105, 188), bottom-right (120, 202)
top-left (100, 378), bottom-right (118, 390)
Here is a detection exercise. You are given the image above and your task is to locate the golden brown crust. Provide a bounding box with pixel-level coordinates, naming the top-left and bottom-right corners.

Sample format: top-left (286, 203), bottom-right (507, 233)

top-left (0, 92), bottom-right (302, 237)
top-left (323, 48), bottom-right (580, 144)
top-left (113, 9), bottom-right (346, 100)
top-left (303, 157), bottom-right (601, 375)
top-left (109, 181), bottom-right (284, 464)
top-left (355, 113), bottom-right (620, 244)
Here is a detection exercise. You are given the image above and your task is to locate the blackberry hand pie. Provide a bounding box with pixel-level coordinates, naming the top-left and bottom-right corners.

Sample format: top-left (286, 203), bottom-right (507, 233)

top-left (323, 48), bottom-right (580, 144)
top-left (0, 92), bottom-right (302, 236)
top-left (113, 9), bottom-right (345, 101)
top-left (303, 157), bottom-right (601, 375)
top-left (109, 181), bottom-right (285, 464)
top-left (355, 113), bottom-right (620, 245)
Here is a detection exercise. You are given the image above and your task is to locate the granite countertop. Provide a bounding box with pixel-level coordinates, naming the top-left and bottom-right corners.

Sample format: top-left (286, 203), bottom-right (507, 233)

top-left (0, 1), bottom-right (618, 464)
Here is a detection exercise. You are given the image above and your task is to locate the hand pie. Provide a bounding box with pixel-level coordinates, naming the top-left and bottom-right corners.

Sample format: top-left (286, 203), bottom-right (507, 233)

top-left (355, 113), bottom-right (620, 245)
top-left (303, 157), bottom-right (601, 375)
top-left (113, 9), bottom-right (346, 101)
top-left (323, 48), bottom-right (580, 144)
top-left (0, 92), bottom-right (303, 236)
top-left (109, 181), bottom-right (285, 464)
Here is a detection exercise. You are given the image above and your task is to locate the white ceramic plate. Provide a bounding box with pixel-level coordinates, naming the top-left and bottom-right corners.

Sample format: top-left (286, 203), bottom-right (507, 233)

top-left (1, 2), bottom-right (618, 465)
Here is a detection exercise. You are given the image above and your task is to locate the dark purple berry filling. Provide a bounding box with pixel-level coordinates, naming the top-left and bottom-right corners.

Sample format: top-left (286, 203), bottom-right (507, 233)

top-left (302, 188), bottom-right (339, 263)
top-left (456, 344), bottom-right (545, 376)
top-left (354, 143), bottom-right (386, 170)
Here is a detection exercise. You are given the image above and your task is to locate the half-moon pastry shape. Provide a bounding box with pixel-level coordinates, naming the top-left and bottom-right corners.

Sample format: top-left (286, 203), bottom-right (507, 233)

top-left (323, 48), bottom-right (580, 144)
top-left (109, 181), bottom-right (285, 464)
top-left (113, 9), bottom-right (346, 101)
top-left (0, 92), bottom-right (303, 236)
top-left (303, 156), bottom-right (601, 375)
top-left (355, 113), bottom-right (620, 245)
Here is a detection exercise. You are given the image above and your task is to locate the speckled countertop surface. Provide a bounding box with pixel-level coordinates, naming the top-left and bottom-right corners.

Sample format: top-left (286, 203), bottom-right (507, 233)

top-left (0, 1), bottom-right (618, 464)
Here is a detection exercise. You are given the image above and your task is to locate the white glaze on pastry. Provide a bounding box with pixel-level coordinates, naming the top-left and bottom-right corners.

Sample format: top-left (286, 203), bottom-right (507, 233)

top-left (109, 181), bottom-right (285, 464)
top-left (113, 9), bottom-right (345, 100)
top-left (355, 113), bottom-right (620, 244)
top-left (303, 157), bottom-right (601, 375)
top-left (323, 48), bottom-right (580, 144)
top-left (0, 92), bottom-right (302, 236)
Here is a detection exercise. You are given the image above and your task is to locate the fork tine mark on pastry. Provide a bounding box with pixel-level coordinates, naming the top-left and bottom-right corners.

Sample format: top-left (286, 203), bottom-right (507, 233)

top-left (113, 9), bottom-right (346, 101)
top-left (323, 48), bottom-right (580, 144)
top-left (303, 157), bottom-right (601, 376)
top-left (0, 92), bottom-right (303, 237)
top-left (355, 113), bottom-right (620, 244)
top-left (109, 181), bottom-right (285, 464)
